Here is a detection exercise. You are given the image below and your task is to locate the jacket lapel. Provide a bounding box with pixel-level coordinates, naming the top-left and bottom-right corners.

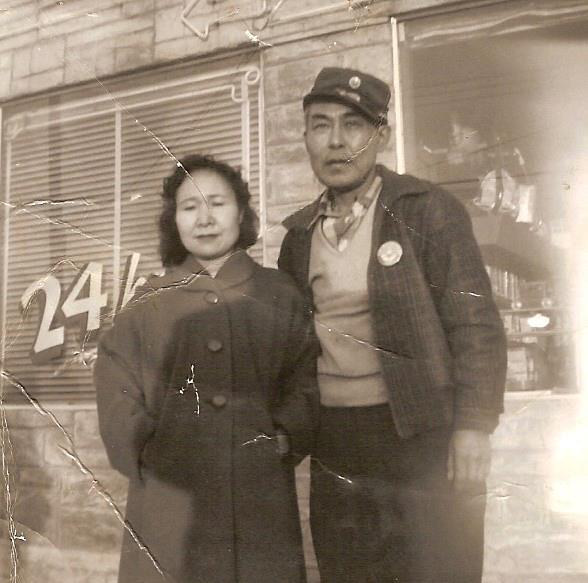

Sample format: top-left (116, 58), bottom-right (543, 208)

top-left (280, 166), bottom-right (430, 303)
top-left (282, 197), bottom-right (322, 231)
top-left (282, 166), bottom-right (428, 232)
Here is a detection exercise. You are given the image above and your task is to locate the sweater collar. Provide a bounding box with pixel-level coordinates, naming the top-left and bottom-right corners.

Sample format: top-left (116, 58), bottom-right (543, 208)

top-left (282, 165), bottom-right (428, 231)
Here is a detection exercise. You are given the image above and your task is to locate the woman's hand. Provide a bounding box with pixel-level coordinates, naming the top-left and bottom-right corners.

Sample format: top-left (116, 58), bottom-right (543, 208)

top-left (275, 429), bottom-right (291, 456)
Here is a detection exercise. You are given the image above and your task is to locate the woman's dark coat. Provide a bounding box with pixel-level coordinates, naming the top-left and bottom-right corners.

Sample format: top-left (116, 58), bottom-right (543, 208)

top-left (94, 252), bottom-right (318, 583)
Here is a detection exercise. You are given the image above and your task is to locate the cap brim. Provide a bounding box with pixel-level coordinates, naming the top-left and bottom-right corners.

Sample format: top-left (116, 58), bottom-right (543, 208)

top-left (303, 92), bottom-right (383, 125)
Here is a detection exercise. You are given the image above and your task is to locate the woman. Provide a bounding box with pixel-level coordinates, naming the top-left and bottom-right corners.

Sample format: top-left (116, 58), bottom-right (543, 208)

top-left (95, 155), bottom-right (318, 583)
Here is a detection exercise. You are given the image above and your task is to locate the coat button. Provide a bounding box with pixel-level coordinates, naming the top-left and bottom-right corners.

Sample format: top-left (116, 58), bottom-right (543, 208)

top-left (207, 339), bottom-right (223, 352)
top-left (211, 395), bottom-right (227, 408)
top-left (205, 292), bottom-right (219, 304)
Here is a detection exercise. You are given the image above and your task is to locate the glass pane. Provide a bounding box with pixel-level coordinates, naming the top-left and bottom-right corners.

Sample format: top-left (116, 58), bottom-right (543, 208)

top-left (400, 9), bottom-right (588, 392)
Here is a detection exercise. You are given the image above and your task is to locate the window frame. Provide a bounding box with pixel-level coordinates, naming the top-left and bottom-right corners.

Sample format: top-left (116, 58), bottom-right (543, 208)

top-left (0, 52), bottom-right (266, 404)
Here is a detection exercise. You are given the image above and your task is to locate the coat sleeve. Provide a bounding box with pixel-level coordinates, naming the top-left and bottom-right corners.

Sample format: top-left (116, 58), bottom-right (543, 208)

top-left (272, 288), bottom-right (320, 461)
top-left (423, 191), bottom-right (507, 434)
top-left (94, 299), bottom-right (156, 481)
top-left (277, 228), bottom-right (297, 281)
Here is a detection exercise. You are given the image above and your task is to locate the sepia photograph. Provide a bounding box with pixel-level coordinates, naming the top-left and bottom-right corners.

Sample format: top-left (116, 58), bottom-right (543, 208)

top-left (1, 1), bottom-right (587, 581)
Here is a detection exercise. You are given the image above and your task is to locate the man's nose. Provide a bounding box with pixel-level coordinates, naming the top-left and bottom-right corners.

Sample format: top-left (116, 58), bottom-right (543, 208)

top-left (328, 122), bottom-right (344, 148)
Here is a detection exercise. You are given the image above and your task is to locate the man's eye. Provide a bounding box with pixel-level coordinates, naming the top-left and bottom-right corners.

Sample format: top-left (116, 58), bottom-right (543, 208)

top-left (345, 120), bottom-right (361, 129)
top-left (312, 123), bottom-right (329, 130)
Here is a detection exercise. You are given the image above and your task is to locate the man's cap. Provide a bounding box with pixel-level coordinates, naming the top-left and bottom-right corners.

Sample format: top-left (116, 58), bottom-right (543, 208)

top-left (303, 67), bottom-right (391, 125)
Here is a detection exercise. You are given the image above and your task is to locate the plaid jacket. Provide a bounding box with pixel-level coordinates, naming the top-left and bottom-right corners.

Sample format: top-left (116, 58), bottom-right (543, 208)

top-left (278, 165), bottom-right (507, 438)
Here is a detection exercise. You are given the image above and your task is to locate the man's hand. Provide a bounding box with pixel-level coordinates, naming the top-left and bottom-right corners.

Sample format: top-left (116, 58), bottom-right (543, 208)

top-left (447, 429), bottom-right (491, 491)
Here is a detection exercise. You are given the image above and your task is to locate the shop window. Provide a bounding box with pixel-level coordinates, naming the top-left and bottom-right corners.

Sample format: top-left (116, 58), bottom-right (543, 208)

top-left (0, 55), bottom-right (262, 402)
top-left (397, 1), bottom-right (588, 392)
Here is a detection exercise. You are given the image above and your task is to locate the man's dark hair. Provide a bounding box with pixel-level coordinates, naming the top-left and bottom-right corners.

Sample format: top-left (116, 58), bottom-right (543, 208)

top-left (158, 154), bottom-right (259, 267)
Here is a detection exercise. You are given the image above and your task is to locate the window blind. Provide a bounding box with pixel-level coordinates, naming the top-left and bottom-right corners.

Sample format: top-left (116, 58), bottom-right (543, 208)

top-left (1, 61), bottom-right (263, 403)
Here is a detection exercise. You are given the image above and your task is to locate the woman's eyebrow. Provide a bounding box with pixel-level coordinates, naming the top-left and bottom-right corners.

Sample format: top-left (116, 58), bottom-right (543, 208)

top-left (203, 193), bottom-right (226, 201)
top-left (177, 194), bottom-right (199, 202)
top-left (178, 191), bottom-right (227, 204)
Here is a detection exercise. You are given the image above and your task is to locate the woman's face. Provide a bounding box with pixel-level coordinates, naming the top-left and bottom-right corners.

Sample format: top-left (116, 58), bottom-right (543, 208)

top-left (175, 168), bottom-right (242, 265)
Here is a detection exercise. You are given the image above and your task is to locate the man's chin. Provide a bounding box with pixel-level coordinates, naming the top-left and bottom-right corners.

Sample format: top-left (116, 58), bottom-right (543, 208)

top-left (327, 178), bottom-right (366, 194)
top-left (318, 167), bottom-right (373, 192)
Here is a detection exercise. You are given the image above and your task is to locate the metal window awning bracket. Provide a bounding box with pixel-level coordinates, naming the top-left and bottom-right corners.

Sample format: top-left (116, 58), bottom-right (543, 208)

top-left (181, 0), bottom-right (285, 41)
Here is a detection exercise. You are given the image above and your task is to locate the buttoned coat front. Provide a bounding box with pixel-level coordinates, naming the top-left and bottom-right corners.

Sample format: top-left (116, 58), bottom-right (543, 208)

top-left (95, 252), bottom-right (318, 583)
top-left (279, 165), bottom-right (507, 438)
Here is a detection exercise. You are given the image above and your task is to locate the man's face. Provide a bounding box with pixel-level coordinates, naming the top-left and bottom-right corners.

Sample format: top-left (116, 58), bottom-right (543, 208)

top-left (304, 101), bottom-right (390, 193)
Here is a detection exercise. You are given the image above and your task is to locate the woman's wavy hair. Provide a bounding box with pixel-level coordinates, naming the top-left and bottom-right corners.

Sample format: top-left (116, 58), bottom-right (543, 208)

top-left (158, 154), bottom-right (259, 267)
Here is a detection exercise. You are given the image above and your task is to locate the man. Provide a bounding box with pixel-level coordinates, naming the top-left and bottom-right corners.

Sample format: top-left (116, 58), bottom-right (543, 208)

top-left (278, 67), bottom-right (507, 583)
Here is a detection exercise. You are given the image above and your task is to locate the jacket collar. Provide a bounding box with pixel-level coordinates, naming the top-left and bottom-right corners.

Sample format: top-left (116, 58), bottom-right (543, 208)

top-left (282, 165), bottom-right (428, 231)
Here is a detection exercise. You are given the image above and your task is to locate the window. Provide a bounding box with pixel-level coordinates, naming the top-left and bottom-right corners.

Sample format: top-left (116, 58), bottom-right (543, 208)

top-left (1, 55), bottom-right (263, 402)
top-left (397, 1), bottom-right (588, 391)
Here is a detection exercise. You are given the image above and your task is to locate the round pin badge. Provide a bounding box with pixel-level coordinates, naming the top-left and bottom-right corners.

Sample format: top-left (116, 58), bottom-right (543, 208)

top-left (349, 76), bottom-right (362, 90)
top-left (377, 241), bottom-right (403, 266)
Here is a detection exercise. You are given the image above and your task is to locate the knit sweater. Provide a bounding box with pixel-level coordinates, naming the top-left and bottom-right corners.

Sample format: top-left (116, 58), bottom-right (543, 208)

top-left (309, 195), bottom-right (388, 407)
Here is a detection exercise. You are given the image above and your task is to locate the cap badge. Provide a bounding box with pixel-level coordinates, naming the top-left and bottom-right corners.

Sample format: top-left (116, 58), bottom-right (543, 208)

top-left (377, 241), bottom-right (403, 266)
top-left (349, 76), bottom-right (362, 89)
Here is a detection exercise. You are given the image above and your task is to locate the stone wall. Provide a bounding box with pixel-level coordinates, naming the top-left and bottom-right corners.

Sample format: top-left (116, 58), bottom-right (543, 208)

top-left (0, 4), bottom-right (399, 580)
top-left (0, 0), bottom-right (399, 100)
top-left (4, 395), bottom-right (588, 582)
top-left (2, 406), bottom-right (125, 582)
top-left (262, 22), bottom-right (396, 261)
top-left (1, 405), bottom-right (319, 582)
top-left (486, 393), bottom-right (588, 583)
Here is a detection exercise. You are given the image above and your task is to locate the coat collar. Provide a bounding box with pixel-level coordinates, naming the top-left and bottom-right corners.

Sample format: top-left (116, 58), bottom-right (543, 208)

top-left (150, 250), bottom-right (257, 292)
top-left (282, 165), bottom-right (428, 231)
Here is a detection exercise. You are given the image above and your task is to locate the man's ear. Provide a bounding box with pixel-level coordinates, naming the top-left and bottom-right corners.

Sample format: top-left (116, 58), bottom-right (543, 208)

top-left (376, 125), bottom-right (392, 152)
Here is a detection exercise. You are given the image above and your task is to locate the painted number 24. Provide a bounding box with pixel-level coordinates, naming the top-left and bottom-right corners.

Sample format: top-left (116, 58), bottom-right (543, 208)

top-left (20, 255), bottom-right (145, 364)
top-left (20, 262), bottom-right (107, 364)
